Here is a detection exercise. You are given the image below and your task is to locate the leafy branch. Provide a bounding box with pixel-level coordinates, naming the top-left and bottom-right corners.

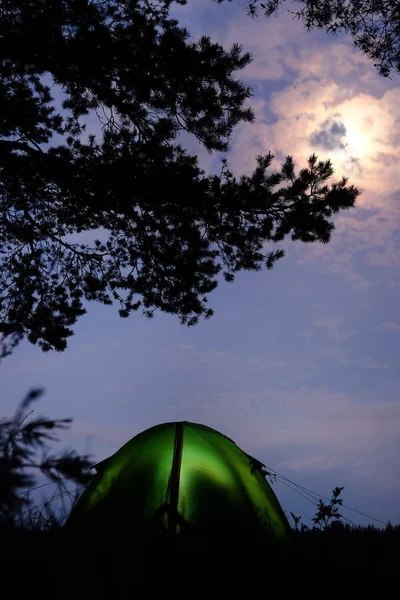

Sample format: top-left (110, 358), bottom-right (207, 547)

top-left (0, 389), bottom-right (92, 526)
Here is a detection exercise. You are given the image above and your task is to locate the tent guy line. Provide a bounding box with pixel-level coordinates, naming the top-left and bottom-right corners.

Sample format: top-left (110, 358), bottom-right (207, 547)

top-left (264, 465), bottom-right (389, 527)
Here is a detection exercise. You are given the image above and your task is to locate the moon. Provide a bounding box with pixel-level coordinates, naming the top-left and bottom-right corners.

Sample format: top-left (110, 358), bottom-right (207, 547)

top-left (341, 123), bottom-right (369, 159)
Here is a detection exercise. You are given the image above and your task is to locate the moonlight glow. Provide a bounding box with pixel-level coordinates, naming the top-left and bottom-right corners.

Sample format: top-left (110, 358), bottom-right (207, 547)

top-left (342, 123), bottom-right (369, 158)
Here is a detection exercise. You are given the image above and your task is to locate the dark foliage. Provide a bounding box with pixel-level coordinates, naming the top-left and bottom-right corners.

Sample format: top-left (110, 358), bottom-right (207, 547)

top-left (217, 0), bottom-right (400, 79)
top-left (0, 388), bottom-right (92, 527)
top-left (2, 510), bottom-right (399, 597)
top-left (1, 0), bottom-right (361, 358)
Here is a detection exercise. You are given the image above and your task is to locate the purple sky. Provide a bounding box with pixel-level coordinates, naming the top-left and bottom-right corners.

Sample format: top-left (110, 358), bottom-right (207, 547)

top-left (2, 0), bottom-right (400, 527)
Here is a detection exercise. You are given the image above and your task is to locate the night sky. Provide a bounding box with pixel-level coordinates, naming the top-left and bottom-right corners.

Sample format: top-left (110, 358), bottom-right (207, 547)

top-left (2, 0), bottom-right (399, 527)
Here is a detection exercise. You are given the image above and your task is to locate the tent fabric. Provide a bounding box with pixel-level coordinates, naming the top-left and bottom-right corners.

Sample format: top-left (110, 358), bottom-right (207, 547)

top-left (66, 421), bottom-right (290, 540)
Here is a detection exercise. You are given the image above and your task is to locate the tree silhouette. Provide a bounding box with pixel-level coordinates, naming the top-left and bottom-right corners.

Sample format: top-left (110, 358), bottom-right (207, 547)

top-left (0, 0), bottom-right (361, 359)
top-left (218, 0), bottom-right (400, 79)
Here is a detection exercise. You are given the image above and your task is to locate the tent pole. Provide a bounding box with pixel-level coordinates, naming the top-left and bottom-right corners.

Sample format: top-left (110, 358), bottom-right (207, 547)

top-left (168, 422), bottom-right (184, 536)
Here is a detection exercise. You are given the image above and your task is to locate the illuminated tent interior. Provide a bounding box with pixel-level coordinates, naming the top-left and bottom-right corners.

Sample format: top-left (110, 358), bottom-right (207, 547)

top-left (66, 421), bottom-right (290, 541)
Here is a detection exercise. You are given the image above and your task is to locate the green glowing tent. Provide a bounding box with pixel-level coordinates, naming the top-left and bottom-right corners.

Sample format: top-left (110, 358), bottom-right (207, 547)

top-left (66, 421), bottom-right (290, 540)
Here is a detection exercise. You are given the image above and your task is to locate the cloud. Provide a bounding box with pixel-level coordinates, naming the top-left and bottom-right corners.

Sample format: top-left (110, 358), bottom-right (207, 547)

top-left (382, 321), bottom-right (400, 333)
top-left (294, 189), bottom-right (399, 288)
top-left (268, 84), bottom-right (400, 194)
top-left (367, 242), bottom-right (400, 268)
top-left (370, 152), bottom-right (400, 167)
top-left (316, 317), bottom-right (356, 342)
top-left (283, 40), bottom-right (374, 82)
top-left (267, 80), bottom-right (400, 288)
top-left (309, 115), bottom-right (348, 151)
top-left (323, 346), bottom-right (387, 370)
top-left (327, 262), bottom-right (373, 291)
top-left (211, 8), bottom-right (377, 86)
top-left (209, 5), bottom-right (305, 82)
